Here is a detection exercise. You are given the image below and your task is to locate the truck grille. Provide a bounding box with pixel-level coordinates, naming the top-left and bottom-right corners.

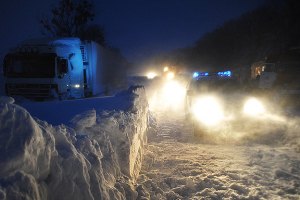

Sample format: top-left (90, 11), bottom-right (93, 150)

top-left (5, 83), bottom-right (58, 99)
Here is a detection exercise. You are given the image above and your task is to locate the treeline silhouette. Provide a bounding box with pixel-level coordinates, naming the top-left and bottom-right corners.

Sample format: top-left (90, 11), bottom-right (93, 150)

top-left (163, 0), bottom-right (300, 71)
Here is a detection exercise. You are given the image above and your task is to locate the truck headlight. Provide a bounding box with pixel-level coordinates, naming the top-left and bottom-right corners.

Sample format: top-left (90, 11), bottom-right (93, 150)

top-left (161, 80), bottom-right (185, 108)
top-left (74, 84), bottom-right (80, 88)
top-left (243, 98), bottom-right (265, 116)
top-left (192, 96), bottom-right (224, 126)
top-left (166, 72), bottom-right (175, 80)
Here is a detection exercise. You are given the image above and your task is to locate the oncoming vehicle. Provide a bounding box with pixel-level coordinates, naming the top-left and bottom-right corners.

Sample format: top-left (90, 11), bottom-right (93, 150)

top-left (185, 70), bottom-right (269, 137)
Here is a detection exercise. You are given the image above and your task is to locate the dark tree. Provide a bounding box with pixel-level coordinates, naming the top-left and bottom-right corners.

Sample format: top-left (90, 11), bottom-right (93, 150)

top-left (159, 0), bottom-right (300, 72)
top-left (82, 24), bottom-right (106, 46)
top-left (40, 0), bottom-right (95, 38)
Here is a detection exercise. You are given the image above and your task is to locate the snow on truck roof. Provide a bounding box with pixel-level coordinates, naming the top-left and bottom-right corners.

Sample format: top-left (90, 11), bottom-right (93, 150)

top-left (21, 37), bottom-right (82, 46)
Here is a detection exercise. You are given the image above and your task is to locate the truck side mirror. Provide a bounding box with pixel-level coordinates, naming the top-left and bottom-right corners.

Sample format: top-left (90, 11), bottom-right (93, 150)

top-left (57, 58), bottom-right (68, 78)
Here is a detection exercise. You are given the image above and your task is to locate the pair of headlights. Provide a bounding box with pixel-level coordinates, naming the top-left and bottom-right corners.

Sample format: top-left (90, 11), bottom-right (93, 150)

top-left (191, 96), bottom-right (266, 126)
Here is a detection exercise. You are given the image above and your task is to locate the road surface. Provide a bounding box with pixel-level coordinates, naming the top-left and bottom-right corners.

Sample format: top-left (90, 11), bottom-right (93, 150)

top-left (137, 108), bottom-right (300, 200)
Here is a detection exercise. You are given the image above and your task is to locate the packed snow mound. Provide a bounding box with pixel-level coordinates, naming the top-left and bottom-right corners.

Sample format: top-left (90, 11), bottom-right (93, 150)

top-left (20, 89), bottom-right (137, 126)
top-left (0, 86), bottom-right (149, 200)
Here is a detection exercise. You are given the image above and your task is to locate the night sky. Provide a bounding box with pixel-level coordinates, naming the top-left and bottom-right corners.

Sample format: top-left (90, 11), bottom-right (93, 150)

top-left (0, 0), bottom-right (266, 64)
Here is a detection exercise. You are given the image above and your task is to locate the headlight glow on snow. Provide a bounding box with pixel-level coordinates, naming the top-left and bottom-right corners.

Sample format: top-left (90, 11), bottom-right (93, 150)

top-left (146, 72), bottom-right (157, 79)
top-left (243, 98), bottom-right (265, 116)
top-left (192, 96), bottom-right (224, 126)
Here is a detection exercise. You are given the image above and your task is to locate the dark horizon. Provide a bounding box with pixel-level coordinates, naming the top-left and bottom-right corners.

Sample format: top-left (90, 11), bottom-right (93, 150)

top-left (0, 0), bottom-right (266, 64)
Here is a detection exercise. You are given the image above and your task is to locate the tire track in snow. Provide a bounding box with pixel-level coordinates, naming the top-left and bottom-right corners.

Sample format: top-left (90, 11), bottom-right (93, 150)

top-left (149, 109), bottom-right (193, 143)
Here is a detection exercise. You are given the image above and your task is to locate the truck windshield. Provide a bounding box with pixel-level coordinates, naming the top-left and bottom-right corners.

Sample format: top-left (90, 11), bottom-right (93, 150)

top-left (4, 53), bottom-right (56, 78)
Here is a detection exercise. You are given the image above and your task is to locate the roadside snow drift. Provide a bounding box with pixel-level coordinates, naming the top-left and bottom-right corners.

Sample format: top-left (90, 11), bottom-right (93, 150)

top-left (0, 86), bottom-right (149, 200)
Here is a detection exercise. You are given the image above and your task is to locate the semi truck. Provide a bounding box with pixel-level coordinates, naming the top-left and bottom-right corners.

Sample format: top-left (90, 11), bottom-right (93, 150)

top-left (3, 37), bottom-right (107, 100)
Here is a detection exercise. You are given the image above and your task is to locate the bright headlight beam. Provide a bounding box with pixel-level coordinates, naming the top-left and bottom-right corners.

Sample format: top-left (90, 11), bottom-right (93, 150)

top-left (243, 98), bottom-right (265, 116)
top-left (148, 80), bottom-right (186, 111)
top-left (161, 80), bottom-right (185, 106)
top-left (192, 96), bottom-right (224, 126)
top-left (146, 72), bottom-right (157, 79)
top-left (166, 72), bottom-right (175, 80)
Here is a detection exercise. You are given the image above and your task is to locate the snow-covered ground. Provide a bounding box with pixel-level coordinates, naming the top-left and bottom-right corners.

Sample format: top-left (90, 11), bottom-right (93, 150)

top-left (0, 86), bottom-right (149, 200)
top-left (137, 99), bottom-right (300, 199)
top-left (1, 75), bottom-right (300, 200)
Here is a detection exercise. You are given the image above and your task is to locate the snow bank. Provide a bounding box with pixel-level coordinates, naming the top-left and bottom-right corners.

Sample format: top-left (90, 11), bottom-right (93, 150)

top-left (0, 86), bottom-right (149, 200)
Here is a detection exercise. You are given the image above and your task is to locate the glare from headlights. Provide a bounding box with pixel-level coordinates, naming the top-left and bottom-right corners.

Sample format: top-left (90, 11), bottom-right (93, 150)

top-left (192, 96), bottom-right (224, 126)
top-left (149, 80), bottom-right (186, 111)
top-left (146, 72), bottom-right (157, 79)
top-left (166, 72), bottom-right (175, 80)
top-left (162, 80), bottom-right (185, 107)
top-left (243, 98), bottom-right (265, 116)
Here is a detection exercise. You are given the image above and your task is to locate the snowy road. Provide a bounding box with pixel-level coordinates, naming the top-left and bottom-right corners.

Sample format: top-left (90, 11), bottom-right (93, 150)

top-left (137, 109), bottom-right (300, 199)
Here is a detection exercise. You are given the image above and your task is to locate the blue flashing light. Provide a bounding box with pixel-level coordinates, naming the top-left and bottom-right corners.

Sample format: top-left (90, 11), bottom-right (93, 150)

top-left (217, 70), bottom-right (231, 77)
top-left (227, 71), bottom-right (232, 76)
top-left (193, 72), bottom-right (209, 78)
top-left (199, 72), bottom-right (209, 76)
top-left (193, 72), bottom-right (200, 78)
